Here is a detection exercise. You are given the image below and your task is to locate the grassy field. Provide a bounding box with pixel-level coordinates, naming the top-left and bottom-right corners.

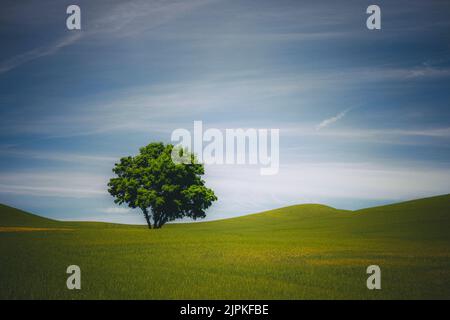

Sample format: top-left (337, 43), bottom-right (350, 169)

top-left (0, 194), bottom-right (449, 299)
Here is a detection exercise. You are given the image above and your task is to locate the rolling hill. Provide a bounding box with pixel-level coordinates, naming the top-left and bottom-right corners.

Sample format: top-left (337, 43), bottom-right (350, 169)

top-left (0, 203), bottom-right (59, 227)
top-left (0, 194), bottom-right (449, 299)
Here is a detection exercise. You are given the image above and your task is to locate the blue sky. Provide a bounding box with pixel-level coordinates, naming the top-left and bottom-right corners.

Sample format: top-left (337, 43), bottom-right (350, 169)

top-left (0, 0), bottom-right (449, 224)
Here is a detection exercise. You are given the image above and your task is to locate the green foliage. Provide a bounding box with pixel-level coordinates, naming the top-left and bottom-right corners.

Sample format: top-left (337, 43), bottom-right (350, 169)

top-left (107, 142), bottom-right (217, 228)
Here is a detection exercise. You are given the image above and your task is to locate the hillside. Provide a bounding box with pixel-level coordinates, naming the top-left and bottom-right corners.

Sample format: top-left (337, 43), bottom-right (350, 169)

top-left (1, 194), bottom-right (449, 232)
top-left (0, 195), bottom-right (449, 299)
top-left (0, 203), bottom-right (59, 227)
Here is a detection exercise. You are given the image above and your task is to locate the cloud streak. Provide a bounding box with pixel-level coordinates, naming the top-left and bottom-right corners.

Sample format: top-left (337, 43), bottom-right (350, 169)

top-left (0, 172), bottom-right (107, 198)
top-left (0, 0), bottom-right (214, 74)
top-left (0, 149), bottom-right (118, 165)
top-left (99, 207), bottom-right (132, 214)
top-left (316, 108), bottom-right (352, 130)
top-left (0, 33), bottom-right (82, 74)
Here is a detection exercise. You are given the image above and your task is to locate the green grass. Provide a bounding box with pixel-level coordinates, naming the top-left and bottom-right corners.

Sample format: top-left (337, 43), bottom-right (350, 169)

top-left (1, 195), bottom-right (449, 299)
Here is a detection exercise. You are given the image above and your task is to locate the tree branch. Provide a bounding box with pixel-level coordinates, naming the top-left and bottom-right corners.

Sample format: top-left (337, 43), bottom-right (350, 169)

top-left (142, 208), bottom-right (152, 229)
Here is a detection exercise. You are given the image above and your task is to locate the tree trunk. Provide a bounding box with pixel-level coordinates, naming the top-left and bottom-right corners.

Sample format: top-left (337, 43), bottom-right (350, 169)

top-left (142, 208), bottom-right (152, 229)
top-left (154, 214), bottom-right (167, 229)
top-left (153, 211), bottom-right (161, 229)
top-left (159, 215), bottom-right (168, 228)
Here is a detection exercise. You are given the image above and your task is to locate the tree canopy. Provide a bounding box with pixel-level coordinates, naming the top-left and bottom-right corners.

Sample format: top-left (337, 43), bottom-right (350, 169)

top-left (108, 142), bottom-right (217, 229)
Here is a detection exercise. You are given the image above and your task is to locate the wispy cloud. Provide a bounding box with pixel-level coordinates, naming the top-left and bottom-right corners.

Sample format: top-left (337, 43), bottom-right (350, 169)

top-left (0, 172), bottom-right (107, 198)
top-left (0, 73), bottom-right (313, 137)
top-left (284, 124), bottom-right (450, 145)
top-left (99, 207), bottom-right (132, 214)
top-left (0, 33), bottom-right (82, 74)
top-left (0, 149), bottom-right (118, 165)
top-left (89, 0), bottom-right (215, 38)
top-left (316, 108), bottom-right (352, 130)
top-left (0, 0), bottom-right (214, 74)
top-left (205, 161), bottom-right (450, 218)
top-left (311, 127), bottom-right (450, 140)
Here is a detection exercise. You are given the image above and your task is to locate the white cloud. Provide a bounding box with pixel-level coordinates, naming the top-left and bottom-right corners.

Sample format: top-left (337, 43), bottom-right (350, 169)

top-left (283, 124), bottom-right (450, 145)
top-left (204, 161), bottom-right (450, 219)
top-left (0, 149), bottom-right (118, 165)
top-left (0, 172), bottom-right (107, 198)
top-left (99, 207), bottom-right (132, 214)
top-left (316, 108), bottom-right (352, 130)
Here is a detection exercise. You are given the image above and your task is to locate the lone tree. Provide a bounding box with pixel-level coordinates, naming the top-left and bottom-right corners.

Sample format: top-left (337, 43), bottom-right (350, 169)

top-left (108, 142), bottom-right (217, 229)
